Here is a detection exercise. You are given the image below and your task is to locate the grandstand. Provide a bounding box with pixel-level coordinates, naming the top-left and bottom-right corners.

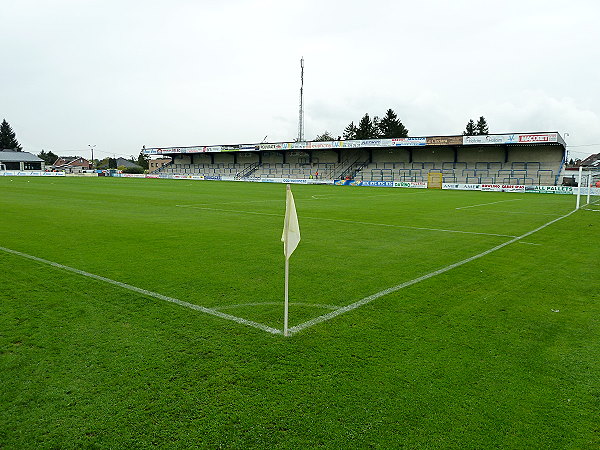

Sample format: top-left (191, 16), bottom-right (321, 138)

top-left (145, 132), bottom-right (566, 186)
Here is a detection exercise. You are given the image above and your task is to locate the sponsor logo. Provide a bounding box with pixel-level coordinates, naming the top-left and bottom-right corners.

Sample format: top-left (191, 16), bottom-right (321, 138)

top-left (392, 137), bottom-right (427, 146)
top-left (518, 134), bottom-right (556, 143)
top-left (362, 181), bottom-right (393, 187)
top-left (481, 184), bottom-right (503, 191)
top-left (394, 181), bottom-right (427, 188)
top-left (361, 139), bottom-right (382, 146)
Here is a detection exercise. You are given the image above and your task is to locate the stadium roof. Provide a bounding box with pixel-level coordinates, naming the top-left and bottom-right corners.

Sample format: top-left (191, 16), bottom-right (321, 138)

top-left (0, 150), bottom-right (43, 162)
top-left (142, 131), bottom-right (566, 156)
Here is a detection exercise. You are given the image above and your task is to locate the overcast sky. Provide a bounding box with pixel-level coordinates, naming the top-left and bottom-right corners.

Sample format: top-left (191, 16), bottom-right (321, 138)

top-left (2, 0), bottom-right (599, 161)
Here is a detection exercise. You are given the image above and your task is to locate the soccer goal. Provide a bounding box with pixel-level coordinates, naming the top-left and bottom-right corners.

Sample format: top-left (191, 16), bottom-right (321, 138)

top-left (576, 166), bottom-right (600, 211)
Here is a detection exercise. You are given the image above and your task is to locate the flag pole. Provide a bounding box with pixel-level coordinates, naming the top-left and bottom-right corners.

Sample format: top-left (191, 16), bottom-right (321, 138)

top-left (284, 257), bottom-right (289, 337)
top-left (281, 183), bottom-right (299, 337)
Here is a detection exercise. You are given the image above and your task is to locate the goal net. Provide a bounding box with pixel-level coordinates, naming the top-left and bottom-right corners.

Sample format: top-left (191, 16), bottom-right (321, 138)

top-left (577, 168), bottom-right (600, 211)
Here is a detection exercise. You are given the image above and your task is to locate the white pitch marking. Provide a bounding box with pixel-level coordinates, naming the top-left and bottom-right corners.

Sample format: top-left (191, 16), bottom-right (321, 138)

top-left (468, 210), bottom-right (564, 216)
top-left (455, 199), bottom-right (523, 210)
top-left (0, 246), bottom-right (281, 335)
top-left (213, 302), bottom-right (340, 311)
top-left (175, 205), bottom-right (518, 238)
top-left (287, 208), bottom-right (577, 335)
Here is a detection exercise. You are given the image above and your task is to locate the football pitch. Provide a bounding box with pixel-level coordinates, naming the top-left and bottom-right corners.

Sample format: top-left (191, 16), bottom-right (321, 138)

top-left (1, 177), bottom-right (598, 447)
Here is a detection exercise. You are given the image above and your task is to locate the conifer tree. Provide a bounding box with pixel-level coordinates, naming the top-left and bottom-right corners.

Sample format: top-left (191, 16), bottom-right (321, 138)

top-left (343, 121), bottom-right (358, 140)
top-left (463, 119), bottom-right (476, 136)
top-left (377, 109), bottom-right (409, 138)
top-left (475, 116), bottom-right (489, 135)
top-left (0, 119), bottom-right (22, 151)
top-left (137, 150), bottom-right (149, 169)
top-left (355, 113), bottom-right (380, 139)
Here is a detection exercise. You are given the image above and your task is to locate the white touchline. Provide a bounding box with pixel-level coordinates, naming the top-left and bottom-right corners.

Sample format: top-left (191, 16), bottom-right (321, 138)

top-left (286, 208), bottom-right (577, 335)
top-left (175, 205), bottom-right (518, 238)
top-left (466, 210), bottom-right (564, 216)
top-left (0, 246), bottom-right (282, 336)
top-left (455, 199), bottom-right (524, 210)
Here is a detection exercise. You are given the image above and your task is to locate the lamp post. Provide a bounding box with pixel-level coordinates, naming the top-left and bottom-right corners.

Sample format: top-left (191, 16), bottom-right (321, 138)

top-left (88, 144), bottom-right (96, 169)
top-left (563, 133), bottom-right (570, 165)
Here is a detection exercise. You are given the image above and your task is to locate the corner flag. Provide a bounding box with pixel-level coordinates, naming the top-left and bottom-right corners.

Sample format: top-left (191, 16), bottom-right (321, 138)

top-left (281, 184), bottom-right (300, 259)
top-left (282, 184), bottom-right (300, 336)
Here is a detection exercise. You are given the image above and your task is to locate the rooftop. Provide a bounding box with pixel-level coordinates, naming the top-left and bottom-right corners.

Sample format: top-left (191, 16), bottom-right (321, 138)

top-left (0, 150), bottom-right (43, 163)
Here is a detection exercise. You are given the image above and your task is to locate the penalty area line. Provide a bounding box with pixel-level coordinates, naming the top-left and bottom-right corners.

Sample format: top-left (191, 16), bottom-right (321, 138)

top-left (176, 205), bottom-right (518, 238)
top-left (455, 198), bottom-right (523, 210)
top-left (287, 208), bottom-right (578, 336)
top-left (0, 246), bottom-right (281, 335)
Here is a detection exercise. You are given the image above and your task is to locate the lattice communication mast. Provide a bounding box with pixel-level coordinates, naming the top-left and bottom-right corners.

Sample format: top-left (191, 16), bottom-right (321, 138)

top-left (297, 57), bottom-right (304, 142)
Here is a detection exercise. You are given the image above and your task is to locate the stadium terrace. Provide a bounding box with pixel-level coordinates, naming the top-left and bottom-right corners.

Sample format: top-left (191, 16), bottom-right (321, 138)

top-left (143, 131), bottom-right (567, 187)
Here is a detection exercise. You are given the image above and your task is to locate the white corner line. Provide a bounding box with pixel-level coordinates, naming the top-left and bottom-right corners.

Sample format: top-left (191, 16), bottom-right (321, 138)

top-left (287, 208), bottom-right (578, 336)
top-left (0, 246), bottom-right (282, 336)
top-left (456, 198), bottom-right (523, 210)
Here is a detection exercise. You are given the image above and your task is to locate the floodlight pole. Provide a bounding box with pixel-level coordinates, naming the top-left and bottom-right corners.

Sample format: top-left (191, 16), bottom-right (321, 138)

top-left (88, 144), bottom-right (96, 168)
top-left (297, 57), bottom-right (304, 142)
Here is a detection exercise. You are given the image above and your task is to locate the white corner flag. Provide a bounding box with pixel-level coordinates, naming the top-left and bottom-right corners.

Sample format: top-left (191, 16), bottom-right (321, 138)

top-left (282, 184), bottom-right (300, 336)
top-left (282, 184), bottom-right (301, 258)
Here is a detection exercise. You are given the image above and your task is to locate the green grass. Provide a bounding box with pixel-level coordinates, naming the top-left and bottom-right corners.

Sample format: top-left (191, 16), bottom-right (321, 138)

top-left (1, 176), bottom-right (598, 448)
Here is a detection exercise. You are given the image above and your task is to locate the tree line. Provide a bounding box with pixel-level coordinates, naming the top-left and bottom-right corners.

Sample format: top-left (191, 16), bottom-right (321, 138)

top-left (313, 110), bottom-right (490, 141)
top-left (313, 109), bottom-right (410, 141)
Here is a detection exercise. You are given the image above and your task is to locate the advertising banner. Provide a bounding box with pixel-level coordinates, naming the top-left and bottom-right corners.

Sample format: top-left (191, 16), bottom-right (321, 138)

top-left (427, 136), bottom-right (463, 146)
top-left (517, 133), bottom-right (558, 144)
top-left (0, 171), bottom-right (66, 177)
top-left (463, 135), bottom-right (518, 145)
top-left (260, 143), bottom-right (284, 151)
top-left (481, 184), bottom-right (503, 192)
top-left (183, 147), bottom-right (205, 153)
top-left (340, 140), bottom-right (363, 148)
top-left (502, 185), bottom-right (525, 192)
top-left (282, 178), bottom-right (308, 184)
top-left (361, 181), bottom-right (394, 187)
top-left (309, 141), bottom-right (335, 149)
top-left (442, 183), bottom-right (481, 190)
top-left (360, 139), bottom-right (383, 147)
top-left (525, 185), bottom-right (573, 194)
top-left (393, 181), bottom-right (428, 189)
top-left (463, 133), bottom-right (559, 146)
top-left (392, 137), bottom-right (427, 146)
